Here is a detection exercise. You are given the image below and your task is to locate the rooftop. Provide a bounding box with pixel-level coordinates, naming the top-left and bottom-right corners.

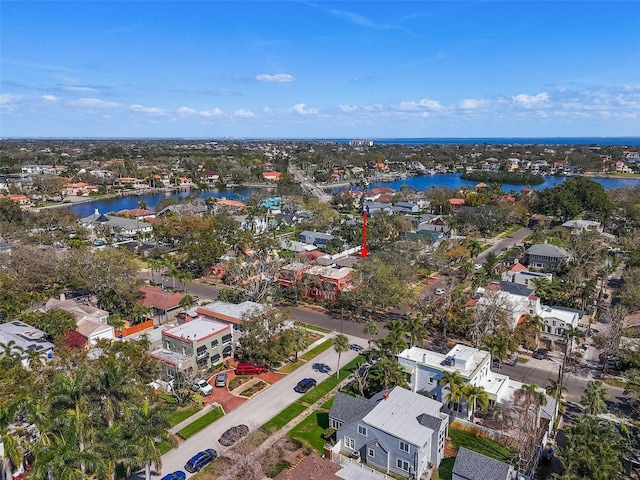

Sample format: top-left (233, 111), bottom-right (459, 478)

top-left (398, 344), bottom-right (490, 378)
top-left (163, 318), bottom-right (230, 342)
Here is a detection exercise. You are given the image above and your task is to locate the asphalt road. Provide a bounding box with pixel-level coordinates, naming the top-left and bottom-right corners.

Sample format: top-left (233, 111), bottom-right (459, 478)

top-left (134, 333), bottom-right (366, 478)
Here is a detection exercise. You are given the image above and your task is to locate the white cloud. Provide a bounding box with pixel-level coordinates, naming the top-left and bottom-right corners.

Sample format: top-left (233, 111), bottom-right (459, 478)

top-left (178, 106), bottom-right (196, 115)
top-left (200, 108), bottom-right (224, 117)
top-left (256, 73), bottom-right (295, 83)
top-left (68, 98), bottom-right (119, 108)
top-left (512, 92), bottom-right (549, 108)
top-left (339, 104), bottom-right (358, 113)
top-left (63, 85), bottom-right (102, 94)
top-left (130, 104), bottom-right (168, 115)
top-left (394, 98), bottom-right (444, 111)
top-left (234, 109), bottom-right (255, 118)
top-left (458, 98), bottom-right (490, 110)
top-left (0, 93), bottom-right (22, 105)
top-left (42, 95), bottom-right (60, 102)
top-left (290, 103), bottom-right (318, 115)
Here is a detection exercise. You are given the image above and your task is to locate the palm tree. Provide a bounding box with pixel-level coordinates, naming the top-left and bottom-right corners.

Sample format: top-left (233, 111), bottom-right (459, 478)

top-left (98, 425), bottom-right (138, 480)
top-left (438, 371), bottom-right (465, 414)
top-left (363, 320), bottom-right (379, 350)
top-left (137, 200), bottom-right (149, 210)
top-left (483, 334), bottom-right (511, 372)
top-left (178, 293), bottom-right (195, 311)
top-left (368, 356), bottom-right (409, 391)
top-left (545, 377), bottom-right (568, 403)
top-left (514, 383), bottom-right (547, 429)
top-left (290, 325), bottom-right (309, 361)
top-left (89, 358), bottom-right (136, 427)
top-left (1, 402), bottom-right (23, 480)
top-left (464, 384), bottom-right (489, 422)
top-left (0, 340), bottom-right (24, 362)
top-left (127, 399), bottom-right (176, 480)
top-left (379, 328), bottom-right (408, 356)
top-left (580, 380), bottom-right (609, 416)
top-left (562, 326), bottom-right (586, 366)
top-left (333, 334), bottom-right (349, 378)
top-left (466, 239), bottom-right (482, 260)
top-left (404, 314), bottom-right (427, 349)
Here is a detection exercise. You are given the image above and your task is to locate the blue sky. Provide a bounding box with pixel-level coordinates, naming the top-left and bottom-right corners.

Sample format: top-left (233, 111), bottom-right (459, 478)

top-left (1, 1), bottom-right (639, 138)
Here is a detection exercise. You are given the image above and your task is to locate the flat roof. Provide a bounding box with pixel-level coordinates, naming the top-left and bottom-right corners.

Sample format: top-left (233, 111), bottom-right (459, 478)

top-left (196, 300), bottom-right (267, 325)
top-left (163, 318), bottom-right (229, 341)
top-left (306, 265), bottom-right (354, 280)
top-left (399, 345), bottom-right (489, 377)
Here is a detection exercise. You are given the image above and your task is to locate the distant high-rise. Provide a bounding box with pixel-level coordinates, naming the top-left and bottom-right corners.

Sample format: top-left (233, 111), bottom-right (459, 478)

top-left (349, 139), bottom-right (373, 147)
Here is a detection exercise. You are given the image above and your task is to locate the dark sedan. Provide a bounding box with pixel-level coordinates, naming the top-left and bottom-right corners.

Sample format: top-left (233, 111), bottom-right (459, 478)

top-left (294, 378), bottom-right (317, 393)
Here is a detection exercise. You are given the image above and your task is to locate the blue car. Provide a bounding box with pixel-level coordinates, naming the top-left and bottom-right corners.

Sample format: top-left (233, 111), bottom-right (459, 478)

top-left (184, 449), bottom-right (217, 473)
top-left (160, 472), bottom-right (186, 480)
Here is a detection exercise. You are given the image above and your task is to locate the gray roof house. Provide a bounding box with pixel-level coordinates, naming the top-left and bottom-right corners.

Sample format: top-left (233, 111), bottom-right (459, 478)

top-left (0, 320), bottom-right (54, 365)
top-left (299, 230), bottom-right (334, 247)
top-left (328, 386), bottom-right (448, 479)
top-left (81, 208), bottom-right (153, 238)
top-left (525, 243), bottom-right (571, 270)
top-left (452, 447), bottom-right (516, 480)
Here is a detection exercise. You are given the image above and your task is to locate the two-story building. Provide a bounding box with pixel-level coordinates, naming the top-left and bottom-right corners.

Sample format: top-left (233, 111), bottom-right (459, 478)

top-left (525, 243), bottom-right (571, 270)
top-left (150, 318), bottom-right (232, 380)
top-left (302, 264), bottom-right (355, 302)
top-left (539, 305), bottom-right (581, 352)
top-left (299, 230), bottom-right (335, 248)
top-left (501, 262), bottom-right (552, 288)
top-left (472, 282), bottom-right (541, 330)
top-left (195, 300), bottom-right (269, 337)
top-left (0, 320), bottom-right (54, 366)
top-left (329, 386), bottom-right (448, 479)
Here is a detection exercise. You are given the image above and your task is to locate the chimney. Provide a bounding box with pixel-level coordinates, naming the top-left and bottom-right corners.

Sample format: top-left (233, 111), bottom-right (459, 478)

top-left (59, 293), bottom-right (66, 301)
top-left (94, 208), bottom-right (100, 216)
top-left (383, 391), bottom-right (389, 400)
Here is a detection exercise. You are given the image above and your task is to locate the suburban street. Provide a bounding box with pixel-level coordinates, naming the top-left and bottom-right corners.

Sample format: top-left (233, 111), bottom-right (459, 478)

top-left (132, 333), bottom-right (366, 478)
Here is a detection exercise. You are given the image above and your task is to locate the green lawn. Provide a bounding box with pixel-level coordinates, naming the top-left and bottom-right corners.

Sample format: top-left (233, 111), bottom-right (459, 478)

top-left (167, 405), bottom-right (201, 426)
top-left (321, 397), bottom-right (334, 409)
top-left (177, 406), bottom-right (224, 439)
top-left (301, 323), bottom-right (331, 334)
top-left (448, 424), bottom-right (513, 462)
top-left (278, 359), bottom-right (305, 373)
top-left (300, 339), bottom-right (334, 361)
top-left (288, 411), bottom-right (329, 453)
top-left (437, 457), bottom-right (455, 480)
top-left (299, 355), bottom-right (364, 404)
top-left (262, 403), bottom-right (308, 431)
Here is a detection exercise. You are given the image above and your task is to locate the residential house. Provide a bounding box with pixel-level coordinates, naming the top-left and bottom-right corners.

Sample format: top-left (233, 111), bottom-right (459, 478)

top-left (279, 238), bottom-right (317, 253)
top-left (0, 320), bottom-right (54, 366)
top-left (448, 198), bottom-right (465, 212)
top-left (137, 285), bottom-right (186, 319)
top-left (472, 281), bottom-right (541, 330)
top-left (525, 243), bottom-right (571, 270)
top-left (80, 208), bottom-right (153, 238)
top-left (452, 448), bottom-right (516, 480)
top-left (149, 318), bottom-right (232, 380)
top-left (276, 262), bottom-right (309, 288)
top-left (561, 219), bottom-right (603, 235)
top-left (501, 262), bottom-right (552, 288)
top-left (43, 296), bottom-right (113, 345)
top-left (117, 208), bottom-right (156, 220)
top-left (299, 230), bottom-right (335, 248)
top-left (61, 182), bottom-right (99, 197)
top-left (303, 264), bottom-right (355, 302)
top-left (329, 387), bottom-right (448, 479)
top-left (262, 171), bottom-right (282, 182)
top-left (194, 300), bottom-right (269, 336)
top-left (398, 345), bottom-right (557, 429)
top-left (363, 201), bottom-right (393, 217)
top-left (202, 170), bottom-right (219, 184)
top-left (539, 305), bottom-right (581, 352)
top-left (392, 202), bottom-right (420, 214)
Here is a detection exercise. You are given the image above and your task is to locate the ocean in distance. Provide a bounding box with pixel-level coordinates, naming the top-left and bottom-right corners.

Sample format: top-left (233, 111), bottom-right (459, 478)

top-left (324, 137), bottom-right (640, 146)
top-left (66, 173), bottom-right (639, 217)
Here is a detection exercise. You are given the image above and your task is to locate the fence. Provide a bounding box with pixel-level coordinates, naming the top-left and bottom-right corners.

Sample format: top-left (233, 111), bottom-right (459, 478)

top-left (115, 318), bottom-right (154, 338)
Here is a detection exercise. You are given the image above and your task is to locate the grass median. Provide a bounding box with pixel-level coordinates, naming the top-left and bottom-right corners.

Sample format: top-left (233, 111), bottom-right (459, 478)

top-left (177, 405), bottom-right (224, 439)
top-left (300, 339), bottom-right (334, 361)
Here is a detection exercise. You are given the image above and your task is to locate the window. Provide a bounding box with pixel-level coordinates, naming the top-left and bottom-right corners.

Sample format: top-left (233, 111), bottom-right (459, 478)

top-left (396, 458), bottom-right (410, 471)
top-left (344, 436), bottom-right (355, 450)
top-left (358, 425), bottom-right (367, 436)
top-left (222, 334), bottom-right (232, 343)
top-left (210, 353), bottom-right (221, 364)
top-left (211, 339), bottom-right (219, 347)
top-left (330, 419), bottom-right (342, 429)
top-left (368, 448), bottom-right (375, 458)
top-left (399, 440), bottom-right (410, 453)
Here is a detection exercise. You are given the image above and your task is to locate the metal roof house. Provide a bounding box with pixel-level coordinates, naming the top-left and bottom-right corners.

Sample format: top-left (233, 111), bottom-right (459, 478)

top-left (452, 447), bottom-right (516, 480)
top-left (328, 386), bottom-right (448, 479)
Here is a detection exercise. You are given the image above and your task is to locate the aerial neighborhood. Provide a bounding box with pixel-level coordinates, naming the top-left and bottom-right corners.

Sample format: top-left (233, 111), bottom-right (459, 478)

top-left (2, 139), bottom-right (640, 480)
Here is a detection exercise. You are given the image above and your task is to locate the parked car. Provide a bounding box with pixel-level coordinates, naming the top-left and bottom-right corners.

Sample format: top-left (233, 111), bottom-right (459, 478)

top-left (580, 343), bottom-right (589, 351)
top-left (474, 263), bottom-right (483, 270)
top-left (184, 449), bottom-right (217, 473)
top-left (191, 378), bottom-right (213, 396)
top-left (434, 288), bottom-right (445, 295)
top-left (532, 348), bottom-right (548, 360)
top-left (215, 372), bottom-right (228, 387)
top-left (294, 378), bottom-right (317, 393)
top-left (160, 472), bottom-right (186, 480)
top-left (235, 363), bottom-right (264, 375)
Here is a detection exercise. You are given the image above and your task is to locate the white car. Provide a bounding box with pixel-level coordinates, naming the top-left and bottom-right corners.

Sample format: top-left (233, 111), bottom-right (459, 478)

top-left (192, 378), bottom-right (213, 396)
top-left (434, 288), bottom-right (445, 295)
top-left (474, 263), bottom-right (483, 270)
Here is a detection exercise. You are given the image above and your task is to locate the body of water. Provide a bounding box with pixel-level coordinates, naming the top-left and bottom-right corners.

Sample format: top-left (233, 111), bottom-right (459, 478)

top-left (66, 188), bottom-right (251, 217)
top-left (66, 174), bottom-right (639, 217)
top-left (352, 173), bottom-right (640, 194)
top-left (324, 137), bottom-right (640, 146)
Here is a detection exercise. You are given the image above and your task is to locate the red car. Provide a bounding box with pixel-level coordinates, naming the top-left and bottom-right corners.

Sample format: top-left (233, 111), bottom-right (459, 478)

top-left (235, 363), bottom-right (264, 375)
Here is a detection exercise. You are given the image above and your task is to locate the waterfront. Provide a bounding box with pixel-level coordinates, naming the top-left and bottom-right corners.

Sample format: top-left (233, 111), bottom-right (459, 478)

top-left (64, 173), bottom-right (639, 216)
